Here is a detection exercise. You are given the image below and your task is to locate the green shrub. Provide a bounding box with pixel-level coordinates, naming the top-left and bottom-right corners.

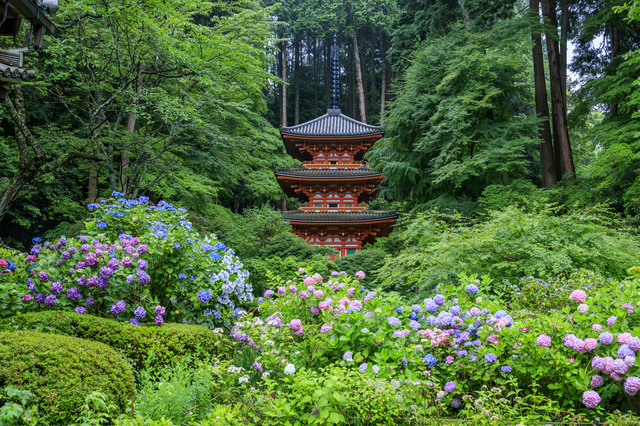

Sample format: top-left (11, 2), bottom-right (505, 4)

top-left (0, 330), bottom-right (135, 425)
top-left (0, 311), bottom-right (231, 369)
top-left (334, 248), bottom-right (387, 278)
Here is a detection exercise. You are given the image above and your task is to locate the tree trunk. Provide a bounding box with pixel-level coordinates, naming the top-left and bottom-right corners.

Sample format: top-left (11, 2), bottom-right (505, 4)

top-left (294, 36), bottom-right (300, 125)
top-left (459, 0), bottom-right (471, 29)
top-left (325, 39), bottom-right (330, 109)
top-left (88, 160), bottom-right (98, 201)
top-left (380, 42), bottom-right (387, 126)
top-left (370, 29), bottom-right (377, 120)
top-left (560, 0), bottom-right (568, 108)
top-left (352, 32), bottom-right (367, 124)
top-left (281, 40), bottom-right (287, 127)
top-left (531, 0), bottom-right (557, 188)
top-left (541, 0), bottom-right (576, 179)
top-left (314, 39), bottom-right (318, 115)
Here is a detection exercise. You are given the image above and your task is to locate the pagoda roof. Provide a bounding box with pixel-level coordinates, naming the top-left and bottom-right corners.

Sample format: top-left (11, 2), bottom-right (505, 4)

top-left (280, 108), bottom-right (384, 138)
top-left (274, 167), bottom-right (383, 180)
top-left (282, 210), bottom-right (397, 224)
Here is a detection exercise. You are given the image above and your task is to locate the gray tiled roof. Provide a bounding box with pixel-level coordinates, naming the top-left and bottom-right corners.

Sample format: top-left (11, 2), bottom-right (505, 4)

top-left (275, 167), bottom-right (383, 179)
top-left (280, 109), bottom-right (384, 137)
top-left (283, 210), bottom-right (397, 223)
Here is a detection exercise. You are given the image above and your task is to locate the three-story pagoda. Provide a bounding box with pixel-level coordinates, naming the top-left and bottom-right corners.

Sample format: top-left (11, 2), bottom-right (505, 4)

top-left (275, 37), bottom-right (396, 258)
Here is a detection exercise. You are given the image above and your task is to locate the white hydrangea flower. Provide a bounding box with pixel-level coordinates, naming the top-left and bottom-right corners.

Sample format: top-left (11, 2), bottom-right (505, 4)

top-left (284, 364), bottom-right (296, 375)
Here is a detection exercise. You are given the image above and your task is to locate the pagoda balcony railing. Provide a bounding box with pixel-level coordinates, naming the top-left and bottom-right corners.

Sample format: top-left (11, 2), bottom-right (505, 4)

top-left (299, 202), bottom-right (368, 212)
top-left (303, 162), bottom-right (364, 169)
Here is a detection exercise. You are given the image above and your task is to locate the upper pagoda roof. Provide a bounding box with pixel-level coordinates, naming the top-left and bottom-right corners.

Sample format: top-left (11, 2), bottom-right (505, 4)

top-left (282, 210), bottom-right (397, 224)
top-left (280, 108), bottom-right (384, 138)
top-left (274, 167), bottom-right (383, 180)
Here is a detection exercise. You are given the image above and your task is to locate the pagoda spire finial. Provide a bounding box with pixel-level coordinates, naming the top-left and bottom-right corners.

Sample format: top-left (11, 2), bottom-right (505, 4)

top-left (330, 34), bottom-right (340, 111)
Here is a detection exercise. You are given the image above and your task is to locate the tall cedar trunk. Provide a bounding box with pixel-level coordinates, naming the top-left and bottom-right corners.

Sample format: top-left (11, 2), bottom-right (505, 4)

top-left (325, 39), bottom-right (330, 109)
top-left (281, 40), bottom-right (287, 127)
top-left (294, 37), bottom-right (300, 125)
top-left (459, 0), bottom-right (471, 29)
top-left (370, 29), bottom-right (376, 120)
top-left (352, 32), bottom-right (367, 123)
top-left (560, 0), bottom-right (568, 108)
top-left (541, 0), bottom-right (576, 179)
top-left (314, 39), bottom-right (318, 115)
top-left (610, 26), bottom-right (620, 116)
top-left (88, 160), bottom-right (98, 201)
top-left (120, 72), bottom-right (141, 195)
top-left (380, 39), bottom-right (387, 126)
top-left (531, 0), bottom-right (557, 188)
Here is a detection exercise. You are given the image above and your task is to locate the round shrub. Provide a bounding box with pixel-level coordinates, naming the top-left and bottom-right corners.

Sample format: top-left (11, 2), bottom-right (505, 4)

top-left (0, 330), bottom-right (135, 424)
top-left (0, 311), bottom-right (231, 368)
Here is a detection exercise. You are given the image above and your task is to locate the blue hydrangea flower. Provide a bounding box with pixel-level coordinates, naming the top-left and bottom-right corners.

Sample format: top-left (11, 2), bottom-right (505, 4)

top-left (423, 354), bottom-right (437, 367)
top-left (209, 252), bottom-right (221, 260)
top-left (434, 294), bottom-right (445, 306)
top-left (411, 304), bottom-right (422, 314)
top-left (214, 242), bottom-right (226, 251)
top-left (424, 299), bottom-right (439, 313)
top-left (465, 284), bottom-right (479, 294)
top-left (32, 237), bottom-right (41, 243)
top-left (395, 306), bottom-right (405, 314)
top-left (129, 318), bottom-right (141, 326)
top-left (501, 366), bottom-right (512, 373)
top-left (409, 312), bottom-right (418, 320)
top-left (173, 242), bottom-right (182, 249)
top-left (178, 273), bottom-right (187, 279)
top-left (96, 222), bottom-right (107, 228)
top-left (495, 310), bottom-right (507, 319)
top-left (484, 353), bottom-right (498, 363)
top-left (198, 289), bottom-right (212, 303)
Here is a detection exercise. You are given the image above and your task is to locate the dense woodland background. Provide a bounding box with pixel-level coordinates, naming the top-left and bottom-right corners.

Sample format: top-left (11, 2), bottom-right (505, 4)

top-left (1, 0), bottom-right (640, 293)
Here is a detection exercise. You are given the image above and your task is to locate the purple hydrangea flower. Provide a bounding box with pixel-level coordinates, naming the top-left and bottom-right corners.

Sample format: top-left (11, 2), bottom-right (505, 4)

top-left (86, 297), bottom-right (94, 307)
top-left (264, 290), bottom-right (274, 298)
top-left (137, 259), bottom-right (148, 270)
top-left (501, 366), bottom-right (512, 373)
top-left (155, 314), bottom-right (164, 326)
top-left (50, 282), bottom-right (63, 294)
top-left (134, 306), bottom-right (146, 319)
top-left (44, 295), bottom-right (57, 307)
top-left (155, 305), bottom-right (166, 315)
top-left (87, 275), bottom-right (99, 287)
top-left (343, 351), bottom-right (353, 362)
top-left (599, 332), bottom-right (614, 345)
top-left (111, 300), bottom-right (126, 315)
top-left (130, 318), bottom-right (141, 326)
top-left (61, 251), bottom-right (70, 260)
top-left (358, 363), bottom-right (368, 373)
top-left (198, 289), bottom-right (212, 303)
top-left (444, 381), bottom-right (457, 392)
top-left (67, 287), bottom-right (82, 300)
top-left (107, 258), bottom-right (119, 270)
top-left (434, 294), bottom-right (445, 306)
top-left (100, 266), bottom-right (114, 278)
top-left (465, 284), bottom-right (479, 294)
top-left (38, 271), bottom-right (49, 281)
top-left (122, 257), bottom-right (133, 268)
top-left (387, 317), bottom-right (401, 327)
top-left (126, 275), bottom-right (135, 284)
top-left (619, 344), bottom-right (635, 359)
top-left (137, 245), bottom-right (148, 254)
top-left (137, 270), bottom-right (151, 285)
top-left (75, 307), bottom-right (86, 314)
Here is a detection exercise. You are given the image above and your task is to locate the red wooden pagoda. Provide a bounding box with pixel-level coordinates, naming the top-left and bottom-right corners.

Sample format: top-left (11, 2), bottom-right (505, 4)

top-left (275, 37), bottom-right (396, 258)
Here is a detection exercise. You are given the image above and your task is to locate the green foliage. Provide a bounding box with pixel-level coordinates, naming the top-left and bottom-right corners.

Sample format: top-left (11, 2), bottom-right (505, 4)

top-left (76, 392), bottom-right (119, 426)
top-left (376, 205), bottom-right (640, 301)
top-left (334, 248), bottom-right (387, 278)
top-left (0, 331), bottom-right (135, 425)
top-left (134, 359), bottom-right (224, 424)
top-left (0, 311), bottom-right (230, 370)
top-left (0, 386), bottom-right (39, 426)
top-left (369, 18), bottom-right (538, 210)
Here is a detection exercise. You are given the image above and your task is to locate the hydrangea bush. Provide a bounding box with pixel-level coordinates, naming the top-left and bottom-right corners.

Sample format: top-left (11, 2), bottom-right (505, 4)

top-left (13, 193), bottom-right (252, 328)
top-left (227, 268), bottom-right (640, 419)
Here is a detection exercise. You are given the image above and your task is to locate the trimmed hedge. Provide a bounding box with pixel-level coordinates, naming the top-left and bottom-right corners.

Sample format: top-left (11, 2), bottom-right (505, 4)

top-left (0, 330), bottom-right (135, 425)
top-left (0, 311), bottom-right (231, 369)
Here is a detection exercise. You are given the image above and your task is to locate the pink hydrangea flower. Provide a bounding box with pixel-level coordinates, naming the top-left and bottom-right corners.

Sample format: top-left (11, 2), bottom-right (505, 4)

top-left (349, 300), bottom-right (363, 311)
top-left (607, 316), bottom-right (617, 327)
top-left (446, 356), bottom-right (454, 364)
top-left (313, 273), bottom-right (323, 283)
top-left (611, 372), bottom-right (623, 382)
top-left (355, 270), bottom-right (366, 279)
top-left (22, 294), bottom-right (33, 301)
top-left (299, 291), bottom-right (308, 299)
top-left (298, 268), bottom-right (305, 273)
top-left (592, 357), bottom-right (605, 371)
top-left (537, 334), bottom-right (552, 348)
top-left (592, 324), bottom-right (602, 332)
top-left (582, 391), bottom-right (601, 408)
top-left (318, 299), bottom-right (333, 310)
top-left (310, 306), bottom-right (320, 315)
top-left (625, 356), bottom-right (636, 367)
top-left (618, 333), bottom-right (632, 344)
top-left (303, 277), bottom-right (315, 286)
top-left (613, 359), bottom-right (628, 375)
top-left (584, 338), bottom-right (598, 351)
top-left (590, 375), bottom-right (603, 388)
top-left (622, 303), bottom-right (634, 315)
top-left (570, 290), bottom-right (587, 303)
top-left (470, 307), bottom-right (480, 316)
top-left (577, 304), bottom-right (589, 314)
top-left (313, 290), bottom-right (324, 298)
top-left (602, 357), bottom-right (615, 375)
top-left (320, 324), bottom-right (332, 333)
top-left (627, 336), bottom-right (640, 352)
top-left (347, 287), bottom-right (356, 297)
top-left (624, 377), bottom-right (640, 396)
top-left (567, 358), bottom-right (576, 363)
